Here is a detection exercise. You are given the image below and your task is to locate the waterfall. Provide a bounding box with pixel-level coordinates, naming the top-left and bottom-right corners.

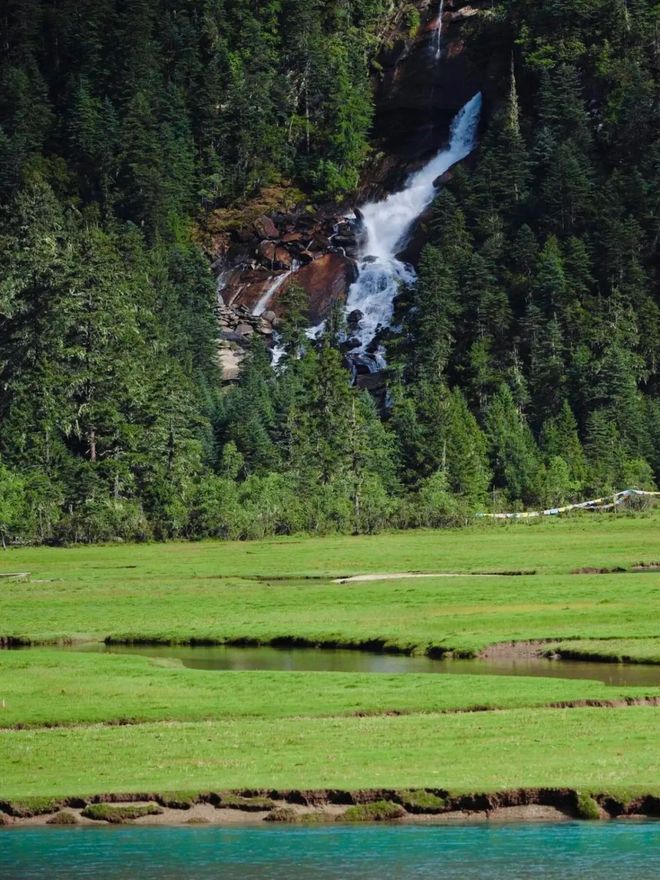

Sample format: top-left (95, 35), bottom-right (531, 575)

top-left (432, 0), bottom-right (445, 60)
top-left (344, 92), bottom-right (482, 369)
top-left (252, 264), bottom-right (298, 317)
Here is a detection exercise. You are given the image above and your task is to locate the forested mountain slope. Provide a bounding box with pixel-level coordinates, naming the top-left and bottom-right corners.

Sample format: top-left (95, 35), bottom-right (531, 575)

top-left (0, 0), bottom-right (657, 543)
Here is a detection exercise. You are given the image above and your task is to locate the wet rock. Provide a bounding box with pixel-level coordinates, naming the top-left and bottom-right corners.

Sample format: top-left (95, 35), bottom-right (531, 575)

top-left (254, 215), bottom-right (279, 239)
top-left (356, 371), bottom-right (387, 392)
top-left (347, 310), bottom-right (363, 328)
top-left (285, 253), bottom-right (357, 323)
top-left (332, 234), bottom-right (357, 249)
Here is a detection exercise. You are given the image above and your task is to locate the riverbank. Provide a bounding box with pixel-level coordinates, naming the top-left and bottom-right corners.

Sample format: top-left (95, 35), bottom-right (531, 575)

top-left (2, 787), bottom-right (660, 828)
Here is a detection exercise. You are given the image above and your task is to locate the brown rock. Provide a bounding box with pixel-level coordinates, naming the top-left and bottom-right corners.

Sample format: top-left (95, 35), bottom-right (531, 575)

top-left (274, 247), bottom-right (293, 269)
top-left (254, 215), bottom-right (279, 239)
top-left (258, 241), bottom-right (277, 263)
top-left (282, 232), bottom-right (305, 244)
top-left (283, 253), bottom-right (358, 323)
top-left (235, 323), bottom-right (255, 337)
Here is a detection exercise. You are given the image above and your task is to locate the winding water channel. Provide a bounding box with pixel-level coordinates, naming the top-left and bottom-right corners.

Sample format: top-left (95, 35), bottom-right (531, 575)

top-left (69, 643), bottom-right (660, 687)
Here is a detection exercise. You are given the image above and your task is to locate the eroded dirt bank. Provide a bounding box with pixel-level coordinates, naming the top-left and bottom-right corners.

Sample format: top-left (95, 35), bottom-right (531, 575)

top-left (2, 788), bottom-right (659, 828)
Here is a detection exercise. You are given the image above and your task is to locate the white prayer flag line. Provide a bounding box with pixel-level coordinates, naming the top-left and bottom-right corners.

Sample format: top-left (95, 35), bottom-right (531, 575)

top-left (478, 489), bottom-right (660, 520)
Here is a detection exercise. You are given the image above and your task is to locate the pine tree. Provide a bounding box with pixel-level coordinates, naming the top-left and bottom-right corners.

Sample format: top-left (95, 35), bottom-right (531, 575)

top-left (484, 384), bottom-right (541, 505)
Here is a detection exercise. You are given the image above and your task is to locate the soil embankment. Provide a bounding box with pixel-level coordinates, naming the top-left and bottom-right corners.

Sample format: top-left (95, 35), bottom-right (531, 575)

top-left (2, 788), bottom-right (658, 828)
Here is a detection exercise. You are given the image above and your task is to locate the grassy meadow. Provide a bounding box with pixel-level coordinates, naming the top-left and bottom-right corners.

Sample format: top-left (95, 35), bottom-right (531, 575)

top-left (1, 514), bottom-right (659, 660)
top-left (0, 514), bottom-right (659, 800)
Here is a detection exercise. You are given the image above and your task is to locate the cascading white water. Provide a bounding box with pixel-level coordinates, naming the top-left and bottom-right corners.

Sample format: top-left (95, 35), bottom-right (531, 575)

top-left (344, 92), bottom-right (482, 367)
top-left (252, 263), bottom-right (298, 316)
top-left (432, 0), bottom-right (445, 60)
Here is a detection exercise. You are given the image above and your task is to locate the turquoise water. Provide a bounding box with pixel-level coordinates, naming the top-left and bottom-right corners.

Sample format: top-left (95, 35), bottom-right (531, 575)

top-left (1, 823), bottom-right (659, 879)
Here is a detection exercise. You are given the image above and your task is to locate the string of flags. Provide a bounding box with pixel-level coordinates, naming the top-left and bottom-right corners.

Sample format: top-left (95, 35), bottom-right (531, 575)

top-left (478, 488), bottom-right (660, 520)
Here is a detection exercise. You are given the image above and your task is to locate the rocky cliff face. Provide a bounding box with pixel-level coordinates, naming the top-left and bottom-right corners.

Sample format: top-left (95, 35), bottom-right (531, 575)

top-left (207, 0), bottom-right (496, 381)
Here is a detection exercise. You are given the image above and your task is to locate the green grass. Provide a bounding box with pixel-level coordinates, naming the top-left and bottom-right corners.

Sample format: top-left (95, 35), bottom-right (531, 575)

top-left (0, 708), bottom-right (657, 799)
top-left (1, 516), bottom-right (658, 800)
top-left (1, 516), bottom-right (659, 659)
top-left (0, 650), bottom-right (658, 729)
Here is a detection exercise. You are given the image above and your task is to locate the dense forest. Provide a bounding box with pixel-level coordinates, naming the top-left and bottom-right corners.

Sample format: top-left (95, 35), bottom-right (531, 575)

top-left (0, 0), bottom-right (657, 544)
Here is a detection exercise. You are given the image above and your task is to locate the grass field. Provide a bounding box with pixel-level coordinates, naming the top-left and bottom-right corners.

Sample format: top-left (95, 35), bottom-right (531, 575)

top-left (1, 515), bottom-right (659, 800)
top-left (1, 709), bottom-right (658, 799)
top-left (1, 514), bottom-right (659, 660)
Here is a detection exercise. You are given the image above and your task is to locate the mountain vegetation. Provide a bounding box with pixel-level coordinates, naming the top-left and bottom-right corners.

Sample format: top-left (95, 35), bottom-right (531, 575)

top-left (0, 0), bottom-right (657, 543)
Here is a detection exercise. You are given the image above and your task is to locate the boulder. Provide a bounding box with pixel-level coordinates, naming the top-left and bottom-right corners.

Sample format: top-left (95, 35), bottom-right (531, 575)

top-left (274, 247), bottom-right (293, 269)
top-left (285, 253), bottom-right (358, 323)
top-left (258, 240), bottom-right (277, 263)
top-left (235, 323), bottom-right (255, 337)
top-left (254, 215), bottom-right (279, 239)
top-left (218, 345), bottom-right (245, 382)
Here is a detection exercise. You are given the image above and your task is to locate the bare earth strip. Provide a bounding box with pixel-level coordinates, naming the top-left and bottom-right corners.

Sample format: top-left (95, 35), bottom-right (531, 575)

top-left (334, 573), bottom-right (508, 583)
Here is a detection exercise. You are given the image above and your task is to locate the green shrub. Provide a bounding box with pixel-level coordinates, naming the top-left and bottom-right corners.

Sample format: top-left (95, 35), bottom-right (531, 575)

top-left (342, 801), bottom-right (406, 822)
top-left (185, 817), bottom-right (210, 825)
top-left (47, 811), bottom-right (78, 825)
top-left (405, 6), bottom-right (421, 36)
top-left (82, 803), bottom-right (163, 823)
top-left (576, 793), bottom-right (601, 820)
top-left (396, 790), bottom-right (447, 814)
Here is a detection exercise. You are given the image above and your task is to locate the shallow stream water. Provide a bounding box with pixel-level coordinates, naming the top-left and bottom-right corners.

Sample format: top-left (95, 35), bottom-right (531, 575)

top-left (1, 823), bottom-right (658, 880)
top-left (71, 642), bottom-right (660, 687)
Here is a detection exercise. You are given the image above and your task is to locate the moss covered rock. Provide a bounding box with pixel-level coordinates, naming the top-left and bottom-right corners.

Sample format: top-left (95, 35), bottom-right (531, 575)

top-left (396, 790), bottom-right (447, 814)
top-left (47, 811), bottom-right (78, 825)
top-left (342, 801), bottom-right (406, 822)
top-left (576, 793), bottom-right (601, 820)
top-left (82, 803), bottom-right (163, 823)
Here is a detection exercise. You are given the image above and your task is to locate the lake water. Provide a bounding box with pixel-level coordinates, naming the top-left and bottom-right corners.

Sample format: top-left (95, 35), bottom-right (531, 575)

top-left (1, 823), bottom-right (659, 880)
top-left (73, 643), bottom-right (660, 687)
